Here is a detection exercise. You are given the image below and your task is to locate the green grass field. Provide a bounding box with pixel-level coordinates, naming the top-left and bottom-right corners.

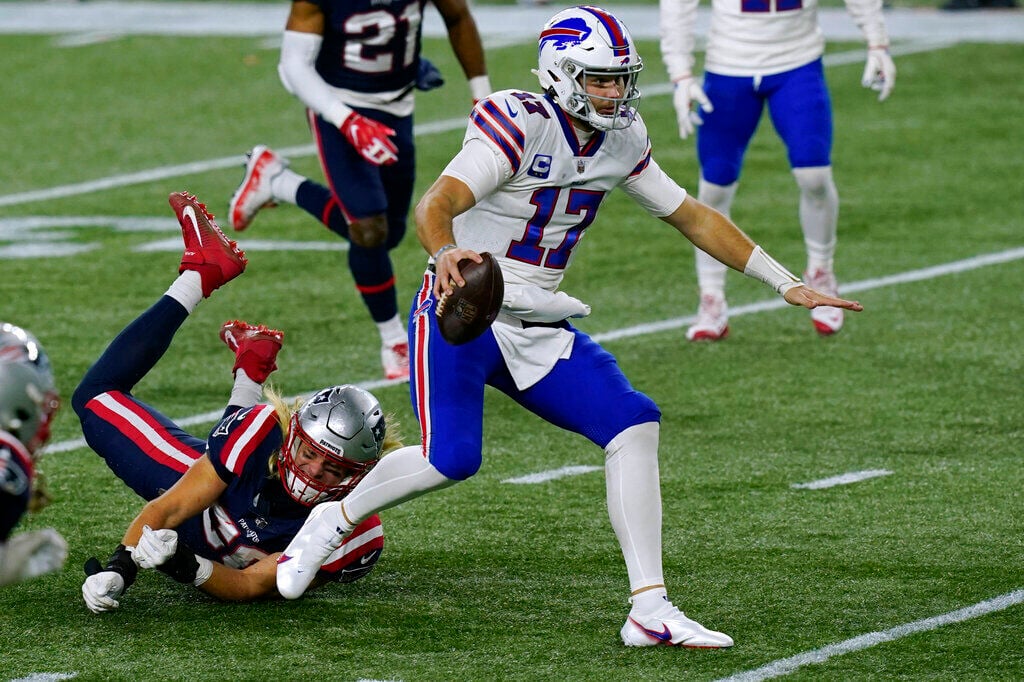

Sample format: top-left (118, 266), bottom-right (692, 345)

top-left (1, 19), bottom-right (1023, 682)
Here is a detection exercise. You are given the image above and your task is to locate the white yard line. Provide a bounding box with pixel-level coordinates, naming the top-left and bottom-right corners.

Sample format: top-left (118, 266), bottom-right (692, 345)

top-left (502, 465), bottom-right (602, 484)
top-left (717, 588), bottom-right (1024, 681)
top-left (791, 469), bottom-right (893, 490)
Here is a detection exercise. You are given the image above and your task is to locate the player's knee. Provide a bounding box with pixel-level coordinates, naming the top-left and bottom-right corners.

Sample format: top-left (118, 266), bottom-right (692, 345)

top-left (70, 380), bottom-right (98, 417)
top-left (428, 441), bottom-right (482, 481)
top-left (349, 215), bottom-right (388, 248)
top-left (792, 166), bottom-right (835, 200)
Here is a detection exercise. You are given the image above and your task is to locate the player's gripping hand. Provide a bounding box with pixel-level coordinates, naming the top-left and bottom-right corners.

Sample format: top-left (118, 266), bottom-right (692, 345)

top-left (672, 76), bottom-right (713, 140)
top-left (340, 112), bottom-right (398, 166)
top-left (132, 525), bottom-right (178, 569)
top-left (82, 570), bottom-right (125, 613)
top-left (862, 47), bottom-right (896, 101)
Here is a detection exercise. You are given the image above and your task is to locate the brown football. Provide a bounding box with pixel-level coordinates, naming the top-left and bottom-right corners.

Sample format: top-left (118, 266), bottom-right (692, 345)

top-left (435, 252), bottom-right (504, 345)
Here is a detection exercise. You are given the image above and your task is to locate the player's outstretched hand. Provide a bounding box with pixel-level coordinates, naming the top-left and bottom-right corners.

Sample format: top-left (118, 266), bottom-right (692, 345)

top-left (784, 285), bottom-right (864, 312)
top-left (862, 47), bottom-right (896, 101)
top-left (132, 525), bottom-right (179, 569)
top-left (340, 111), bottom-right (398, 166)
top-left (672, 76), bottom-right (713, 140)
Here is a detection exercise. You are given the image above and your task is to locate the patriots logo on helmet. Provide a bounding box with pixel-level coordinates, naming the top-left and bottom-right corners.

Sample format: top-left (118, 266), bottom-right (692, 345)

top-left (539, 17), bottom-right (591, 52)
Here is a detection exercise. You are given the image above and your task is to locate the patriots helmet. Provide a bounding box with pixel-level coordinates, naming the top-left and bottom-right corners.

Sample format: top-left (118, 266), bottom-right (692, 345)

top-left (0, 322), bottom-right (60, 455)
top-left (278, 385), bottom-right (385, 506)
top-left (534, 5), bottom-right (643, 131)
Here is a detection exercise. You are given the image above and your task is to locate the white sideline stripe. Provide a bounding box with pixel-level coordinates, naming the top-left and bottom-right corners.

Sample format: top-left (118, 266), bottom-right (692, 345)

top-left (593, 246), bottom-right (1024, 344)
top-left (716, 588), bottom-right (1024, 682)
top-left (503, 465), bottom-right (602, 484)
top-left (791, 469), bottom-right (892, 490)
top-left (0, 41), bottom-right (952, 209)
top-left (46, 245), bottom-right (1024, 456)
top-left (8, 674), bottom-right (78, 682)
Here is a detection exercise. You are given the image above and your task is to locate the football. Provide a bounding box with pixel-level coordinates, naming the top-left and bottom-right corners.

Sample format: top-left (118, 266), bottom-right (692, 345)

top-left (435, 252), bottom-right (504, 345)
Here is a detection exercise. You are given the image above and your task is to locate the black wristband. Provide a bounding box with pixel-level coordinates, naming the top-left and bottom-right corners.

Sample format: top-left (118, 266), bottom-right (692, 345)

top-left (156, 543), bottom-right (200, 584)
top-left (84, 544), bottom-right (138, 589)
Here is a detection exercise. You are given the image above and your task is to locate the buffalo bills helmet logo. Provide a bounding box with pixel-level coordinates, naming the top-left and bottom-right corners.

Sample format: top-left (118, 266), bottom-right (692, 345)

top-left (538, 17), bottom-right (592, 54)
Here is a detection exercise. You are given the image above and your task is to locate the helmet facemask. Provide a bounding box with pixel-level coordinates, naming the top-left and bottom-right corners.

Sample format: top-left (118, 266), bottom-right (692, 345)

top-left (277, 385), bottom-right (385, 507)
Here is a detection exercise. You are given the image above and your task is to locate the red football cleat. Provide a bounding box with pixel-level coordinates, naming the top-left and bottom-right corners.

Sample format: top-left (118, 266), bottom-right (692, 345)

top-left (219, 320), bottom-right (284, 384)
top-left (171, 191), bottom-right (247, 298)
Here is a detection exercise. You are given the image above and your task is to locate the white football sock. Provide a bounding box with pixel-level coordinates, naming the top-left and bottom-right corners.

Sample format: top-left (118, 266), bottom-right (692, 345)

top-left (693, 179), bottom-right (738, 296)
top-left (164, 271), bottom-right (203, 313)
top-left (228, 370), bottom-right (263, 408)
top-left (341, 445), bottom-right (456, 525)
top-left (792, 166), bottom-right (838, 271)
top-left (376, 314), bottom-right (408, 347)
top-left (605, 422), bottom-right (665, 594)
top-left (269, 167), bottom-right (304, 205)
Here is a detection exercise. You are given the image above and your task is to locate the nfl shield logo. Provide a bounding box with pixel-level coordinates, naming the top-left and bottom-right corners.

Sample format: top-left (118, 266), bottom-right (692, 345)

top-left (576, 159), bottom-right (585, 174)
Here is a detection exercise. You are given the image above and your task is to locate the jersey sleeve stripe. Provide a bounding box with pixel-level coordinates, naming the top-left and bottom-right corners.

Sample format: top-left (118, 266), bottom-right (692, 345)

top-left (471, 110), bottom-right (522, 173)
top-left (480, 100), bottom-right (525, 149)
top-left (221, 404), bottom-right (279, 475)
top-left (86, 392), bottom-right (199, 472)
top-left (630, 149), bottom-right (652, 177)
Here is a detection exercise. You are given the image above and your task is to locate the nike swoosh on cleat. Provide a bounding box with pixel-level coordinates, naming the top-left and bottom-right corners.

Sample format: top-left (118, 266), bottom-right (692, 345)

top-left (182, 205), bottom-right (203, 245)
top-left (631, 617), bottom-right (673, 642)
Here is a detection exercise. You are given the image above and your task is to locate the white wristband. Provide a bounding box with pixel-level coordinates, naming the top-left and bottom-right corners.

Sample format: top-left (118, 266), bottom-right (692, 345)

top-left (468, 75), bottom-right (492, 102)
top-left (743, 245), bottom-right (802, 295)
top-left (193, 556), bottom-right (214, 587)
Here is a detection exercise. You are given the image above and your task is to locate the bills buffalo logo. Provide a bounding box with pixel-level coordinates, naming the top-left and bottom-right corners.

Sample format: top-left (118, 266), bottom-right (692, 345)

top-left (539, 18), bottom-right (592, 52)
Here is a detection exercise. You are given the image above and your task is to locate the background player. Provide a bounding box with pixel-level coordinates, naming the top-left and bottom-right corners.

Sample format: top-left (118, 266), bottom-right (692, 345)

top-left (275, 6), bottom-right (862, 648)
top-left (660, 0), bottom-right (895, 340)
top-left (0, 323), bottom-right (66, 587)
top-left (77, 192), bottom-right (396, 613)
top-left (229, 0), bottom-right (491, 381)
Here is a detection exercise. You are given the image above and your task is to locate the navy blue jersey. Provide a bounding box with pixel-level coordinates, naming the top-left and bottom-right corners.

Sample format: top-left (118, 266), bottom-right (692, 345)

top-left (0, 429), bottom-right (32, 543)
top-left (310, 0), bottom-right (427, 93)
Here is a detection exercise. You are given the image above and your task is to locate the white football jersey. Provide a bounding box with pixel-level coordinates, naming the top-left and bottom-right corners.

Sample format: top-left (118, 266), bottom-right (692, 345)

top-left (443, 90), bottom-right (686, 291)
top-left (660, 0), bottom-right (889, 78)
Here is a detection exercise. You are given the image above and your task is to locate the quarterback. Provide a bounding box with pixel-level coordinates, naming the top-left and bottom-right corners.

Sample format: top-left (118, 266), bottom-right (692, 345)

top-left (276, 5), bottom-right (862, 647)
top-left (661, 0), bottom-right (895, 340)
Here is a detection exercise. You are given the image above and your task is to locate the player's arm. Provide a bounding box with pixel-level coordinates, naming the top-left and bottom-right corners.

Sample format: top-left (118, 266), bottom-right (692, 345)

top-left (82, 457), bottom-right (227, 613)
top-left (197, 553), bottom-right (335, 601)
top-left (278, 1), bottom-right (398, 164)
top-left (122, 456), bottom-right (226, 548)
top-left (432, 0), bottom-right (491, 101)
top-left (416, 137), bottom-right (506, 296)
top-left (844, 0), bottom-right (896, 100)
top-left (663, 196), bottom-right (864, 311)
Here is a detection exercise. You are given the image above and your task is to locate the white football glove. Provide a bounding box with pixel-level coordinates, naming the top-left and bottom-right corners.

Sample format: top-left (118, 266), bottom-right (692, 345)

top-left (132, 525), bottom-right (178, 569)
top-left (861, 47), bottom-right (896, 101)
top-left (0, 528), bottom-right (68, 586)
top-left (82, 571), bottom-right (126, 614)
top-left (672, 76), bottom-right (714, 140)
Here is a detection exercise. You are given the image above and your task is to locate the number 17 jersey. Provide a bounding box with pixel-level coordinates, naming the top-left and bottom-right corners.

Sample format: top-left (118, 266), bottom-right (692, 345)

top-left (444, 90), bottom-right (686, 291)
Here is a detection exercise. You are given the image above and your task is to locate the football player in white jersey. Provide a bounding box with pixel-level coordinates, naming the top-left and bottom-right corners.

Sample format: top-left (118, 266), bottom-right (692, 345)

top-left (276, 5), bottom-right (862, 647)
top-left (661, 0), bottom-right (895, 340)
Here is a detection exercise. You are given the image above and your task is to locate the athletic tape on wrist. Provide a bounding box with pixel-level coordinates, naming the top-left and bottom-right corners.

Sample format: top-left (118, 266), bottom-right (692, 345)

top-left (743, 245), bottom-right (802, 295)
